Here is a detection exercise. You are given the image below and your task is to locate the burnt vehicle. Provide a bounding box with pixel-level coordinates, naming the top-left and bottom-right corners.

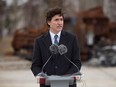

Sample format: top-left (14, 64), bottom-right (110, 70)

top-left (12, 26), bottom-right (48, 53)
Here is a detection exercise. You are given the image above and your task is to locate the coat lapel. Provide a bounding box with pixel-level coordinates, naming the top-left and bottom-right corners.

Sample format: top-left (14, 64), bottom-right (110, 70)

top-left (42, 32), bottom-right (52, 53)
top-left (59, 31), bottom-right (68, 45)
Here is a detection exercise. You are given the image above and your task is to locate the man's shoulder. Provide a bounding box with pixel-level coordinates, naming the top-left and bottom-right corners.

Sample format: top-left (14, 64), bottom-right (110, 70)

top-left (62, 31), bottom-right (76, 38)
top-left (35, 32), bottom-right (49, 41)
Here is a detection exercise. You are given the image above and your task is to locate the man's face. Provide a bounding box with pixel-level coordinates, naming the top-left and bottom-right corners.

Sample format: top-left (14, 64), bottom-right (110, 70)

top-left (48, 15), bottom-right (64, 34)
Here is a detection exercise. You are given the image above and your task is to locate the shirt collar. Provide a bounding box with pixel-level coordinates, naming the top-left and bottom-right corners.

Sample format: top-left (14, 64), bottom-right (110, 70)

top-left (49, 30), bottom-right (61, 39)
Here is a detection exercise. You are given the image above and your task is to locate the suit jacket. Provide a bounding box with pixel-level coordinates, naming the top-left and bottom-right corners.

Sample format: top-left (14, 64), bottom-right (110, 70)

top-left (31, 30), bottom-right (81, 76)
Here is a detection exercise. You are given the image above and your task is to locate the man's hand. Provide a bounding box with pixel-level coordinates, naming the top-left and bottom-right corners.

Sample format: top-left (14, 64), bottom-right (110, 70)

top-left (37, 72), bottom-right (48, 77)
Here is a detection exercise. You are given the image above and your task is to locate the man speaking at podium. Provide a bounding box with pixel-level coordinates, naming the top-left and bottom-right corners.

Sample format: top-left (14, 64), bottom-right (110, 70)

top-left (31, 7), bottom-right (81, 87)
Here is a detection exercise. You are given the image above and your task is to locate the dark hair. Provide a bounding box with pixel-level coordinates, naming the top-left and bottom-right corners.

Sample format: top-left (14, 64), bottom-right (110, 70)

top-left (46, 7), bottom-right (64, 26)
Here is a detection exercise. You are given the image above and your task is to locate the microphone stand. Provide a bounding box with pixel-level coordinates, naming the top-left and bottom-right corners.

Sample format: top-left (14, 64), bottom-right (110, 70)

top-left (38, 54), bottom-right (53, 77)
top-left (58, 44), bottom-right (81, 75)
top-left (64, 55), bottom-right (82, 75)
top-left (41, 55), bottom-right (53, 73)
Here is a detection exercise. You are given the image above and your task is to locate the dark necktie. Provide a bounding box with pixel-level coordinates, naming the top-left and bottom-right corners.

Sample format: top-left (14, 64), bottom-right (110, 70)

top-left (54, 35), bottom-right (58, 45)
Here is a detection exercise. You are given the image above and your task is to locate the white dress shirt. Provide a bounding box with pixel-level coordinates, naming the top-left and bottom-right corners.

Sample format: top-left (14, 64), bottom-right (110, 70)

top-left (49, 31), bottom-right (61, 44)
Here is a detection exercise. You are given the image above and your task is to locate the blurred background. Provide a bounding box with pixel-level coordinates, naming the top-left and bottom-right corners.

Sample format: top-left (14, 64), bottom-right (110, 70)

top-left (0, 0), bottom-right (116, 87)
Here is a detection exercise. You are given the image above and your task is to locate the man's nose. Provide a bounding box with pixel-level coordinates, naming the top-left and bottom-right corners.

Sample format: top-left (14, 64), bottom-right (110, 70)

top-left (58, 20), bottom-right (63, 24)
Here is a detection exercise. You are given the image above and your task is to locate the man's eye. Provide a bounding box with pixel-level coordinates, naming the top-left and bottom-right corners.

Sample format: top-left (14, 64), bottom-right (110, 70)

top-left (60, 19), bottom-right (63, 21)
top-left (55, 19), bottom-right (58, 21)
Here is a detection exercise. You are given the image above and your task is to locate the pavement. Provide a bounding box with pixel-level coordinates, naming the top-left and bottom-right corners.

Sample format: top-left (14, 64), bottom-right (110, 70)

top-left (81, 66), bottom-right (116, 87)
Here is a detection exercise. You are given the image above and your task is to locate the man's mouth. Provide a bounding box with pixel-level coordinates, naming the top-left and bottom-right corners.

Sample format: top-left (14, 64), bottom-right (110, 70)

top-left (57, 26), bottom-right (62, 28)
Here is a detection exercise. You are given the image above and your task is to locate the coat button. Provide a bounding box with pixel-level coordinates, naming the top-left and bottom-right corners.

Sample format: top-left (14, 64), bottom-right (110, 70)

top-left (55, 66), bottom-right (58, 69)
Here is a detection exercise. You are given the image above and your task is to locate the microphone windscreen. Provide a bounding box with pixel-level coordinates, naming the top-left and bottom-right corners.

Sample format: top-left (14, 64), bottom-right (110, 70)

top-left (58, 44), bottom-right (67, 55)
top-left (49, 44), bottom-right (59, 54)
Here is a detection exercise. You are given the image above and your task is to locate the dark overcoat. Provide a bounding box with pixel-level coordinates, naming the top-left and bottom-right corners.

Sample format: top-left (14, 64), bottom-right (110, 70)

top-left (31, 30), bottom-right (81, 76)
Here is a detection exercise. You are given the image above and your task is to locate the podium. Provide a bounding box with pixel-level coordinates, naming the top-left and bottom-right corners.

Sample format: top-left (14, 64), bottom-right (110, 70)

top-left (37, 73), bottom-right (81, 87)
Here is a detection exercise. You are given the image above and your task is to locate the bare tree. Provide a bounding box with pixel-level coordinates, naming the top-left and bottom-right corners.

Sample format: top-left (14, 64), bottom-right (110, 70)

top-left (103, 0), bottom-right (116, 22)
top-left (24, 0), bottom-right (47, 29)
top-left (0, 0), bottom-right (6, 39)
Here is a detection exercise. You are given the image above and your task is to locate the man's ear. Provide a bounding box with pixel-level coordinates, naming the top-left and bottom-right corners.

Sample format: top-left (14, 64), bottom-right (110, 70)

top-left (47, 21), bottom-right (50, 26)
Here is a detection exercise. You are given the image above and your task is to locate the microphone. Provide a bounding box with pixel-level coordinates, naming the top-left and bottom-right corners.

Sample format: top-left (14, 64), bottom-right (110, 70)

top-left (49, 44), bottom-right (59, 54)
top-left (58, 44), bottom-right (81, 75)
top-left (58, 44), bottom-right (67, 55)
top-left (39, 44), bottom-right (59, 77)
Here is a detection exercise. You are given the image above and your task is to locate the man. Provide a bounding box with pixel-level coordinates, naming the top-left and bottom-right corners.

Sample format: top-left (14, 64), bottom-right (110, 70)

top-left (31, 7), bottom-right (81, 87)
